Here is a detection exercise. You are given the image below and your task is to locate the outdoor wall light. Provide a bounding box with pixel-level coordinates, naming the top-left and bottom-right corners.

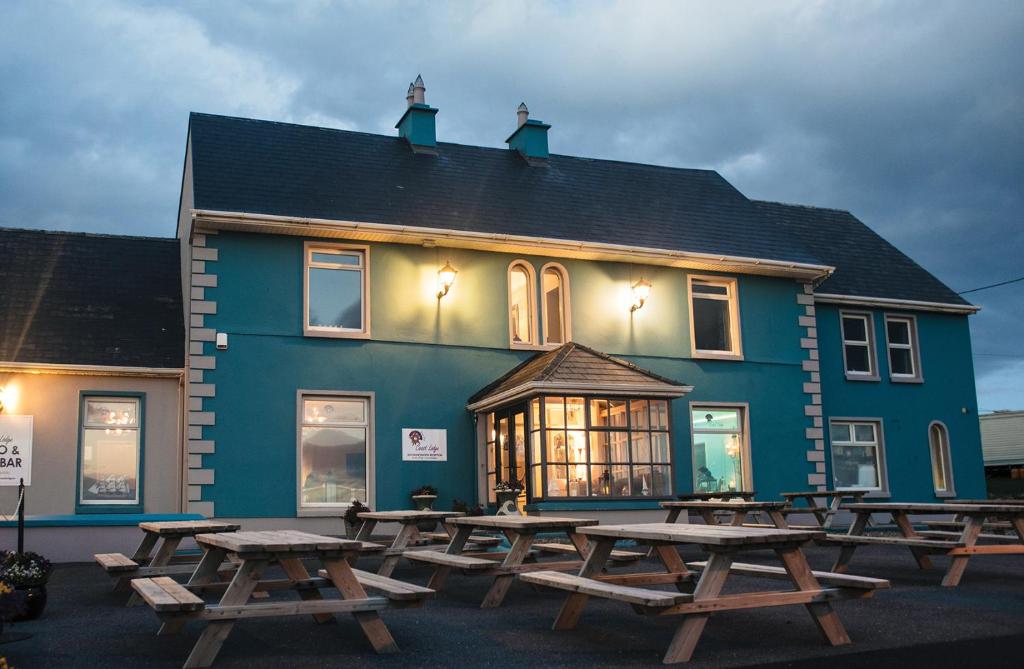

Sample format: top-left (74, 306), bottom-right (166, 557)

top-left (630, 277), bottom-right (652, 312)
top-left (0, 385), bottom-right (16, 414)
top-left (436, 260), bottom-right (458, 299)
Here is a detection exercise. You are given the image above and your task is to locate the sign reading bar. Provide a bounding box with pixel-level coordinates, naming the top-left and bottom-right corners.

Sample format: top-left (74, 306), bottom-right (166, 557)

top-left (0, 415), bottom-right (33, 486)
top-left (401, 428), bottom-right (447, 462)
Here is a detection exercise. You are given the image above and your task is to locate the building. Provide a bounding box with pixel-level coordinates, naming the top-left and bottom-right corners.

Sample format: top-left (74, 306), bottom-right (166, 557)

top-left (0, 229), bottom-right (189, 560)
top-left (980, 411), bottom-right (1024, 468)
top-left (171, 79), bottom-right (985, 531)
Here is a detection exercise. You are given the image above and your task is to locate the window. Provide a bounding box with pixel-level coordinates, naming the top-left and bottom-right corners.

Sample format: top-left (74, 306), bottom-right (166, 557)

top-left (690, 405), bottom-right (750, 493)
top-left (304, 243), bottom-right (369, 337)
top-left (508, 261), bottom-right (537, 346)
top-left (885, 315), bottom-right (922, 381)
top-left (688, 276), bottom-right (742, 358)
top-left (541, 263), bottom-right (571, 345)
top-left (928, 422), bottom-right (954, 496)
top-left (298, 394), bottom-right (370, 511)
top-left (78, 395), bottom-right (143, 510)
top-left (840, 312), bottom-right (877, 379)
top-left (830, 420), bottom-right (887, 492)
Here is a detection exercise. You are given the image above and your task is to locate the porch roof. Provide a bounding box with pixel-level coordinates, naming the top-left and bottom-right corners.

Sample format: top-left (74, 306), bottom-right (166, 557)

top-left (466, 342), bottom-right (692, 412)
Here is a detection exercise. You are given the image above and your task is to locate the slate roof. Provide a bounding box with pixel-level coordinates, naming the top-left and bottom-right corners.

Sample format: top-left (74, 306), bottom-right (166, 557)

top-left (752, 201), bottom-right (970, 306)
top-left (0, 228), bottom-right (185, 368)
top-left (468, 342), bottom-right (690, 408)
top-left (187, 113), bottom-right (823, 266)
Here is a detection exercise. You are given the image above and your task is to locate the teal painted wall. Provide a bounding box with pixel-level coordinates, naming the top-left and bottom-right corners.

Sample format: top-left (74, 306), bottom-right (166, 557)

top-left (197, 231), bottom-right (824, 516)
top-left (816, 304), bottom-right (986, 501)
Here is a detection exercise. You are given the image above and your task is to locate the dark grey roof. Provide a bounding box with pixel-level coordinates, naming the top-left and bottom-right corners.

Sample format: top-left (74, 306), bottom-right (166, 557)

top-left (468, 342), bottom-right (689, 407)
top-left (187, 113), bottom-right (823, 266)
top-left (753, 201), bottom-right (970, 306)
top-left (0, 228), bottom-right (185, 368)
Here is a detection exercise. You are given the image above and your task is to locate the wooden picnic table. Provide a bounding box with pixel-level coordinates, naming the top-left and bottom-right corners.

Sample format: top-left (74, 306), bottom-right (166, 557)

top-left (356, 510), bottom-right (463, 577)
top-left (780, 490), bottom-right (868, 529)
top-left (405, 515), bottom-right (600, 608)
top-left (522, 523), bottom-right (887, 664)
top-left (829, 502), bottom-right (1024, 586)
top-left (661, 500), bottom-right (789, 528)
top-left (676, 491), bottom-right (756, 501)
top-left (132, 530), bottom-right (424, 668)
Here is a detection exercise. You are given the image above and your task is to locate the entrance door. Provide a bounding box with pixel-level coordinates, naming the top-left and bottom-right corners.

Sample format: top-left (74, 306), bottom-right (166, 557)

top-left (492, 404), bottom-right (528, 508)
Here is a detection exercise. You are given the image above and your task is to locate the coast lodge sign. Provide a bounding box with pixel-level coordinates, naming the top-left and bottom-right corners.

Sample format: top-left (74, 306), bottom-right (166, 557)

top-left (0, 415), bottom-right (32, 486)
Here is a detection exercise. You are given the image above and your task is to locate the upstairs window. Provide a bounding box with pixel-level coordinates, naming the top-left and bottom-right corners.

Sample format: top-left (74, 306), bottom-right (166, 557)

top-left (541, 263), bottom-right (570, 345)
top-left (885, 315), bottom-right (922, 382)
top-left (928, 421), bottom-right (954, 496)
top-left (688, 276), bottom-right (742, 359)
top-left (305, 243), bottom-right (369, 338)
top-left (840, 312), bottom-right (877, 380)
top-left (508, 261), bottom-right (537, 346)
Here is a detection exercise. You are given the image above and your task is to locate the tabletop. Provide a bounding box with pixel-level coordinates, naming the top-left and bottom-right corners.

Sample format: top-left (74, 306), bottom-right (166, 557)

top-left (448, 515), bottom-right (599, 530)
top-left (195, 530), bottom-right (361, 554)
top-left (844, 502), bottom-right (1024, 515)
top-left (357, 510), bottom-right (463, 522)
top-left (676, 491), bottom-right (756, 501)
top-left (780, 490), bottom-right (866, 499)
top-left (138, 520), bottom-right (241, 535)
top-left (660, 500), bottom-right (787, 510)
top-left (578, 522), bottom-right (823, 546)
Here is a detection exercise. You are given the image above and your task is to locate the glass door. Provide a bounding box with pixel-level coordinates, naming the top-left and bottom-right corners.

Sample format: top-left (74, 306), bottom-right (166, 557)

top-left (489, 404), bottom-right (528, 509)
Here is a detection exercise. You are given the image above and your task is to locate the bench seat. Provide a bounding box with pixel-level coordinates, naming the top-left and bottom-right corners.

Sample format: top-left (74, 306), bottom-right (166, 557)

top-left (686, 561), bottom-right (889, 590)
top-left (131, 577), bottom-right (205, 612)
top-left (356, 540), bottom-right (387, 553)
top-left (317, 568), bottom-right (434, 601)
top-left (403, 551), bottom-right (496, 570)
top-left (520, 571), bottom-right (690, 607)
top-left (742, 523), bottom-right (823, 531)
top-left (95, 553), bottom-right (140, 573)
top-left (421, 531), bottom-right (502, 547)
top-left (532, 542), bottom-right (645, 562)
top-left (920, 520), bottom-right (1013, 531)
top-left (917, 530), bottom-right (1022, 544)
top-left (821, 534), bottom-right (961, 549)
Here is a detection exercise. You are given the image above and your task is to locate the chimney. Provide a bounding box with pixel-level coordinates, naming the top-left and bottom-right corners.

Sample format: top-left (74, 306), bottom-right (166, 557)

top-left (395, 74), bottom-right (438, 153)
top-left (505, 102), bottom-right (550, 163)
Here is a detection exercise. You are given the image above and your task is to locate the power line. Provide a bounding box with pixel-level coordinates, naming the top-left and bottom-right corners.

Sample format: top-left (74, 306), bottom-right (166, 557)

top-left (957, 275), bottom-right (1024, 295)
top-left (974, 352), bottom-right (1024, 359)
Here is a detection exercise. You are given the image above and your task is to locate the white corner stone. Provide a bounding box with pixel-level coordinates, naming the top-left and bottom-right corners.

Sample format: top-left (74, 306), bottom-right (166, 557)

top-left (188, 469), bottom-right (215, 485)
top-left (192, 273), bottom-right (218, 288)
top-left (190, 314), bottom-right (205, 328)
top-left (187, 501), bottom-right (215, 518)
top-left (192, 247), bottom-right (218, 262)
top-left (188, 440), bottom-right (215, 454)
top-left (188, 411), bottom-right (215, 426)
top-left (190, 355), bottom-right (216, 370)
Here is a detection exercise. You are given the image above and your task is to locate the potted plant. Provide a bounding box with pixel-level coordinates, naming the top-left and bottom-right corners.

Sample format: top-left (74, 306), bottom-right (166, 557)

top-left (343, 500), bottom-right (370, 539)
top-left (0, 551), bottom-right (52, 621)
top-left (411, 485), bottom-right (439, 530)
top-left (0, 581), bottom-right (25, 635)
top-left (493, 480), bottom-right (524, 509)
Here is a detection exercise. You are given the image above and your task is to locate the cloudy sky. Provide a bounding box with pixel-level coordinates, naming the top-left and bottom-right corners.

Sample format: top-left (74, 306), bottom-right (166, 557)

top-left (1, 0), bottom-right (1021, 409)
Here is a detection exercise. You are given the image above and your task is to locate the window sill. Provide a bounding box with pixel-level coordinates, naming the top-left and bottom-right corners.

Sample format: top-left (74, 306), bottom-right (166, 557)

top-left (75, 504), bottom-right (144, 514)
top-left (844, 373), bottom-right (880, 382)
top-left (509, 343), bottom-right (549, 352)
top-left (889, 376), bottom-right (924, 384)
top-left (691, 351), bottom-right (744, 362)
top-left (934, 490), bottom-right (957, 499)
top-left (304, 328), bottom-right (371, 340)
top-left (297, 506), bottom-right (348, 518)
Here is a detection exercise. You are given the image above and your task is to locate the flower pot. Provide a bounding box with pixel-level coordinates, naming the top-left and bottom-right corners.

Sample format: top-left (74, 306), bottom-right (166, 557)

top-left (411, 495), bottom-right (438, 531)
top-left (494, 490), bottom-right (518, 509)
top-left (11, 585), bottom-right (46, 622)
top-left (344, 520), bottom-right (359, 539)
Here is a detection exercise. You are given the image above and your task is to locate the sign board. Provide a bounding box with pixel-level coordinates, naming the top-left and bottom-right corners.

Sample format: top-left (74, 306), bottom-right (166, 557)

top-left (401, 428), bottom-right (447, 462)
top-left (0, 415), bottom-right (32, 486)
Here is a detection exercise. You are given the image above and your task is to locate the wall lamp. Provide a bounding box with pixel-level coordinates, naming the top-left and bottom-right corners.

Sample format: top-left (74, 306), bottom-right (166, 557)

top-left (630, 277), bottom-right (652, 312)
top-left (436, 260), bottom-right (458, 299)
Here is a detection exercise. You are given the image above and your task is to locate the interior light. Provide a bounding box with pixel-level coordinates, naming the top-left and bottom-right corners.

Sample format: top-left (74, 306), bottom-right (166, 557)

top-left (630, 277), bottom-right (652, 312)
top-left (436, 260), bottom-right (458, 299)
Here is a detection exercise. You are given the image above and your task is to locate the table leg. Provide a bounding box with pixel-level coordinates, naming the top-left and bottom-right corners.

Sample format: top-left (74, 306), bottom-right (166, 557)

top-left (184, 559), bottom-right (268, 669)
top-left (893, 511), bottom-right (933, 570)
top-left (822, 495), bottom-right (842, 530)
top-left (481, 532), bottom-right (536, 608)
top-left (322, 558), bottom-right (398, 654)
top-left (428, 525), bottom-right (474, 591)
top-left (652, 544), bottom-right (692, 592)
top-left (566, 532), bottom-right (592, 560)
top-left (777, 546), bottom-right (851, 646)
top-left (728, 511), bottom-right (747, 526)
top-left (158, 547), bottom-right (228, 636)
top-left (279, 558), bottom-right (334, 623)
top-left (942, 515), bottom-right (984, 587)
top-left (663, 551), bottom-right (734, 663)
top-left (131, 531), bottom-right (160, 563)
top-left (378, 522), bottom-right (419, 577)
top-left (664, 507), bottom-right (683, 524)
top-left (553, 538), bottom-right (615, 630)
top-left (700, 509), bottom-right (720, 526)
top-left (768, 510), bottom-right (789, 529)
top-left (355, 519), bottom-right (377, 542)
top-left (831, 512), bottom-right (869, 573)
top-left (128, 536), bottom-right (183, 607)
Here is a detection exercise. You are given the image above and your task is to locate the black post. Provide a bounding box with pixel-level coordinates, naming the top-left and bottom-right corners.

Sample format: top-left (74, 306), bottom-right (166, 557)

top-left (17, 477), bottom-right (24, 555)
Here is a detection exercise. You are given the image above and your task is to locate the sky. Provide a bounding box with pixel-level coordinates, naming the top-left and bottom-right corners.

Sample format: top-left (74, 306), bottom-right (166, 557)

top-left (0, 0), bottom-right (1021, 410)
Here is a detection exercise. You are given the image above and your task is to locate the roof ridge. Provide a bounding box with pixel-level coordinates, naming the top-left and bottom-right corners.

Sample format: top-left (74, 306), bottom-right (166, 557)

top-left (567, 342), bottom-right (686, 387)
top-left (0, 226), bottom-right (178, 243)
top-left (753, 199), bottom-right (853, 216)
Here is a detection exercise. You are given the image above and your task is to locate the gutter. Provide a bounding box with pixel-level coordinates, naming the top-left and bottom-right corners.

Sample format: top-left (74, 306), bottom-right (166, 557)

top-left (0, 361), bottom-right (185, 378)
top-left (814, 293), bottom-right (980, 315)
top-left (466, 381), bottom-right (695, 413)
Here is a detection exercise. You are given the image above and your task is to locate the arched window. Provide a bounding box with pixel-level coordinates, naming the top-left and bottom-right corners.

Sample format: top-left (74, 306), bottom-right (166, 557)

top-left (541, 263), bottom-right (571, 345)
top-left (928, 422), bottom-right (954, 496)
top-left (508, 261), bottom-right (536, 346)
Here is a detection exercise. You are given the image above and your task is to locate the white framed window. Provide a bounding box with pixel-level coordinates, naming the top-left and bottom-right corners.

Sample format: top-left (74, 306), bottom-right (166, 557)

top-left (884, 315), bottom-right (922, 382)
top-left (79, 395), bottom-right (143, 508)
top-left (540, 263), bottom-right (571, 346)
top-left (297, 392), bottom-right (373, 514)
top-left (688, 276), bottom-right (742, 359)
top-left (508, 260), bottom-right (538, 347)
top-left (304, 242), bottom-right (369, 338)
top-left (928, 421), bottom-right (955, 496)
top-left (830, 420), bottom-right (888, 493)
top-left (689, 403), bottom-right (752, 493)
top-left (840, 311), bottom-right (878, 380)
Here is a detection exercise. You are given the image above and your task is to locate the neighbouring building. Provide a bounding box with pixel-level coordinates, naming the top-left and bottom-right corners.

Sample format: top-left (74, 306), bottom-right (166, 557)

top-left (979, 411), bottom-right (1024, 498)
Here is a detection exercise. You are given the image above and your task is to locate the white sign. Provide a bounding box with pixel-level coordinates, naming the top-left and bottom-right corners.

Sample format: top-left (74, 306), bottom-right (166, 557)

top-left (0, 415), bottom-right (32, 486)
top-left (402, 428), bottom-right (447, 462)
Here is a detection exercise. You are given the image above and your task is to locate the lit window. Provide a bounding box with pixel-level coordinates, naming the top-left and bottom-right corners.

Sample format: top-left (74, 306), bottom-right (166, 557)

top-left (691, 406), bottom-right (749, 493)
top-left (305, 244), bottom-right (368, 337)
top-left (299, 395), bottom-right (370, 509)
top-left (830, 421), bottom-right (886, 492)
top-left (928, 422), bottom-right (954, 495)
top-left (541, 264), bottom-right (570, 345)
top-left (885, 315), bottom-right (922, 381)
top-left (508, 261), bottom-right (536, 346)
top-left (840, 312), bottom-right (877, 379)
top-left (689, 276), bottom-right (742, 358)
top-left (79, 396), bottom-right (143, 509)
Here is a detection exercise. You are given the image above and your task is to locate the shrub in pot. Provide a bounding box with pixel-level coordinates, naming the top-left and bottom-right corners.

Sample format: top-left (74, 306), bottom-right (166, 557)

top-left (0, 551), bottom-right (52, 621)
top-left (343, 500), bottom-right (371, 539)
top-left (410, 485), bottom-right (439, 530)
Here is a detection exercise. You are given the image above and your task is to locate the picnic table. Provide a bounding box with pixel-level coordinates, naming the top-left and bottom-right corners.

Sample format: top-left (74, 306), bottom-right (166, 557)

top-left (405, 515), bottom-right (608, 608)
top-left (95, 520), bottom-right (241, 604)
top-left (132, 530), bottom-right (430, 668)
top-left (355, 509), bottom-right (463, 577)
top-left (522, 523), bottom-right (887, 664)
top-left (661, 500), bottom-right (789, 528)
top-left (828, 502), bottom-right (1024, 586)
top-left (676, 491), bottom-right (756, 501)
top-left (780, 490), bottom-right (868, 529)
top-left (920, 498), bottom-right (1024, 534)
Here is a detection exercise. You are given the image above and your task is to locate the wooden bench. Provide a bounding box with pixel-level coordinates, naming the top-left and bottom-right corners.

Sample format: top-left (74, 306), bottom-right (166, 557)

top-left (317, 568), bottom-right (433, 604)
top-left (421, 531), bottom-right (502, 547)
top-left (686, 561), bottom-right (889, 590)
top-left (533, 542), bottom-right (644, 562)
top-left (918, 530), bottom-right (1021, 543)
top-left (131, 577), bottom-right (206, 613)
top-left (403, 551), bottom-right (496, 570)
top-left (822, 534), bottom-right (961, 550)
top-left (95, 553), bottom-right (141, 574)
top-left (520, 571), bottom-right (691, 608)
top-left (921, 519), bottom-right (1013, 532)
